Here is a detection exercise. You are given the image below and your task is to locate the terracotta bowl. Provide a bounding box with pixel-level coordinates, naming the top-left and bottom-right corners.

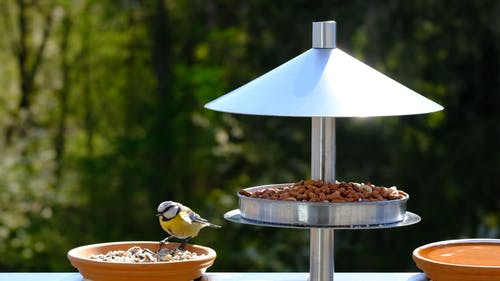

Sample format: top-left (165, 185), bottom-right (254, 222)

top-left (67, 241), bottom-right (216, 281)
top-left (412, 239), bottom-right (500, 281)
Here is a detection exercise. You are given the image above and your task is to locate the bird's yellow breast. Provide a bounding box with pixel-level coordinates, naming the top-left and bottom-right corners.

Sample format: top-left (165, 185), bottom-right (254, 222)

top-left (159, 213), bottom-right (203, 239)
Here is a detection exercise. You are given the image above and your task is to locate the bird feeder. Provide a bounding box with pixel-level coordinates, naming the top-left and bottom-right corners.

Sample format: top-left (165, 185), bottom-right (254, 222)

top-left (205, 21), bottom-right (443, 281)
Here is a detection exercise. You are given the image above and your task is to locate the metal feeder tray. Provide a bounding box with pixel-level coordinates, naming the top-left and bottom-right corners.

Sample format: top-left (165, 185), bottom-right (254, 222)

top-left (236, 184), bottom-right (413, 227)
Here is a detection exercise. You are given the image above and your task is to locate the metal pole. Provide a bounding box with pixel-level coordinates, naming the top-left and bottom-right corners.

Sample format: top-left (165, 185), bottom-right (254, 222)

top-left (310, 117), bottom-right (336, 281)
top-left (310, 21), bottom-right (337, 281)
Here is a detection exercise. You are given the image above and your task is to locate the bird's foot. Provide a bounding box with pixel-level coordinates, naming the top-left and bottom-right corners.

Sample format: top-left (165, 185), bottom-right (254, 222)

top-left (158, 236), bottom-right (172, 251)
top-left (157, 243), bottom-right (165, 252)
top-left (177, 240), bottom-right (189, 251)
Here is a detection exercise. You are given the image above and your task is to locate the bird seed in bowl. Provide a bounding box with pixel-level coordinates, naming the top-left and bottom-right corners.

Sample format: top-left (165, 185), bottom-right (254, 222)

top-left (89, 246), bottom-right (204, 263)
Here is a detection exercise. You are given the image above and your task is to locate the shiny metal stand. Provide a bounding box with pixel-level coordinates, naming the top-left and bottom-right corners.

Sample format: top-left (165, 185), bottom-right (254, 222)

top-left (210, 20), bottom-right (442, 281)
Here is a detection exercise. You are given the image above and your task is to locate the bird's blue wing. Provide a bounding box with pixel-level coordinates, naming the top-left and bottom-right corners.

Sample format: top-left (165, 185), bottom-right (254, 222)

top-left (189, 212), bottom-right (210, 224)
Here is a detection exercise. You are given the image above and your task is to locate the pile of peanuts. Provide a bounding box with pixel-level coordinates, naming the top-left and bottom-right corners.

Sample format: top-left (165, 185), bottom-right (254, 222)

top-left (239, 180), bottom-right (405, 202)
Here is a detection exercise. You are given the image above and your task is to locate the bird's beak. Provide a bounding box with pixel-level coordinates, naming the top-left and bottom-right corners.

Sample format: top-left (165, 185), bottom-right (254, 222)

top-left (156, 212), bottom-right (162, 217)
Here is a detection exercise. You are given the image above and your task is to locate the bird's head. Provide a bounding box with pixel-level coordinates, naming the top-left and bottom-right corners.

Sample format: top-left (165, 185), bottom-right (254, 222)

top-left (156, 201), bottom-right (181, 221)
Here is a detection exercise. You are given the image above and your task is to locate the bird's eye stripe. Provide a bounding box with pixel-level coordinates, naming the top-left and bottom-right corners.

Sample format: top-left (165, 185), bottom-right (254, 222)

top-left (162, 205), bottom-right (180, 219)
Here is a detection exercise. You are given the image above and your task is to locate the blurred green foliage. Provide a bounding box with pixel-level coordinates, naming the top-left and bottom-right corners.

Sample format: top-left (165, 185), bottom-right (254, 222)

top-left (0, 0), bottom-right (498, 273)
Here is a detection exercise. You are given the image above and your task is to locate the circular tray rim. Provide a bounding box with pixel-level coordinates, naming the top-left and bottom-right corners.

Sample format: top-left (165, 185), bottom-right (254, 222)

top-left (238, 183), bottom-right (410, 205)
top-left (224, 209), bottom-right (421, 229)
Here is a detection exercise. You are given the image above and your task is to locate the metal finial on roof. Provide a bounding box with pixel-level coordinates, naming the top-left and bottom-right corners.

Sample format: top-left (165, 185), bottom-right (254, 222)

top-left (312, 21), bottom-right (336, 48)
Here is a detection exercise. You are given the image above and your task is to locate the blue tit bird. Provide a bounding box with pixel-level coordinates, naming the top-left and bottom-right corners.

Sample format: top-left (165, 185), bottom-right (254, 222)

top-left (156, 201), bottom-right (221, 249)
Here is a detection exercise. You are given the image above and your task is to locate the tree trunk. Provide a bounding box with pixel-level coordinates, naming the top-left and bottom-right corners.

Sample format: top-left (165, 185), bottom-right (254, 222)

top-left (54, 12), bottom-right (72, 185)
top-left (17, 0), bottom-right (53, 111)
top-left (148, 0), bottom-right (176, 198)
top-left (81, 3), bottom-right (94, 156)
top-left (5, 0), bottom-right (54, 145)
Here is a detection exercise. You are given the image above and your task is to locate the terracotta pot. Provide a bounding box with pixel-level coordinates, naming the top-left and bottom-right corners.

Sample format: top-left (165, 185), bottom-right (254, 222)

top-left (412, 239), bottom-right (500, 281)
top-left (68, 241), bottom-right (216, 281)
